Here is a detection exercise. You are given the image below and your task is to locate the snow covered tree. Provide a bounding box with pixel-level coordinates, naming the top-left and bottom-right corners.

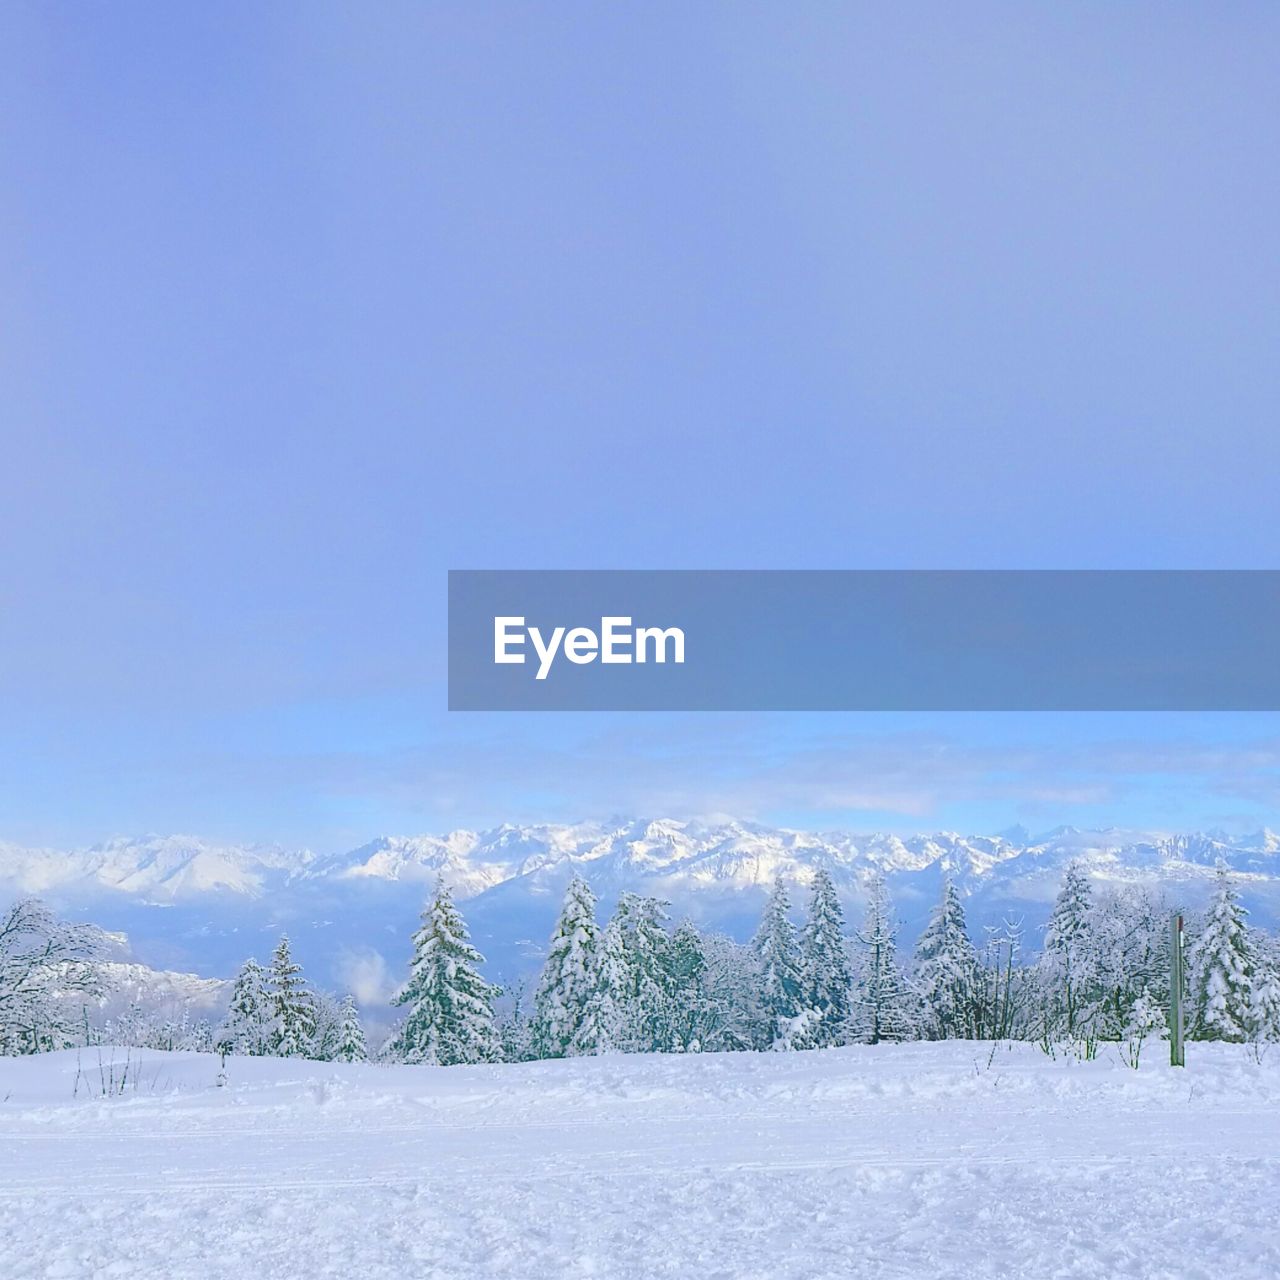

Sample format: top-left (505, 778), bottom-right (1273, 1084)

top-left (180, 1015), bottom-right (215, 1053)
top-left (913, 878), bottom-right (977, 1039)
top-left (0, 899), bottom-right (105, 1055)
top-left (497, 980), bottom-right (534, 1063)
top-left (389, 879), bottom-right (499, 1065)
top-left (267, 935), bottom-right (316, 1058)
top-left (1121, 985), bottom-right (1169, 1067)
top-left (307, 990), bottom-right (353, 1062)
top-left (1188, 863), bottom-right (1253, 1042)
top-left (664, 919), bottom-right (725, 1053)
top-left (850, 875), bottom-right (917, 1044)
top-left (971, 918), bottom-right (1033, 1041)
top-left (607, 894), bottom-right (675, 1052)
top-left (1039, 862), bottom-right (1097, 1038)
top-left (1250, 967), bottom-right (1280, 1043)
top-left (217, 957), bottom-right (272, 1056)
top-left (800, 869), bottom-right (852, 1047)
top-left (753, 876), bottom-right (805, 1047)
top-left (1090, 888), bottom-right (1168, 1040)
top-left (695, 931), bottom-right (764, 1052)
top-left (333, 994), bottom-right (368, 1063)
top-left (532, 876), bottom-right (617, 1058)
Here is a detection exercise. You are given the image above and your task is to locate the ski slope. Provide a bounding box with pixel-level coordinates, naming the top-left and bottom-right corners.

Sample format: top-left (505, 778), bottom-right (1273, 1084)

top-left (1, 1042), bottom-right (1278, 1278)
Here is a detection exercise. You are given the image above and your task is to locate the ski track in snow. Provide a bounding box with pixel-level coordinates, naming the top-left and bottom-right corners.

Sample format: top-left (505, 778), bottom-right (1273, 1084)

top-left (1, 1043), bottom-right (1279, 1279)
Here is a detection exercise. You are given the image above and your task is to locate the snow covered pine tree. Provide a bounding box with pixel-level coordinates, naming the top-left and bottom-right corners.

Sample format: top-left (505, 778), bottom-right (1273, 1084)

top-left (801, 869), bottom-right (852, 1047)
top-left (1040, 862), bottom-right (1097, 1039)
top-left (753, 876), bottom-right (808, 1049)
top-left (607, 893), bottom-right (676, 1052)
top-left (333, 994), bottom-right (368, 1063)
top-left (913, 879), bottom-right (977, 1039)
top-left (532, 875), bottom-right (617, 1057)
top-left (851, 874), bottom-right (917, 1044)
top-left (1188, 862), bottom-right (1253, 1042)
top-left (218, 957), bottom-right (272, 1056)
top-left (268, 935), bottom-right (317, 1058)
top-left (390, 878), bottom-right (499, 1065)
top-left (665, 918), bottom-right (717, 1053)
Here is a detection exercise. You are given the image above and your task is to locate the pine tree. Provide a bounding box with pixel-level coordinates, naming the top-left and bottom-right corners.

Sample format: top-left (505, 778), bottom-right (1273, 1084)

top-left (334, 994), bottom-right (368, 1063)
top-left (390, 879), bottom-right (499, 1065)
top-left (1040, 862), bottom-right (1096, 1038)
top-left (218, 957), bottom-right (272, 1056)
top-left (1250, 964), bottom-right (1280, 1043)
top-left (608, 894), bottom-right (674, 1052)
top-left (850, 874), bottom-right (917, 1044)
top-left (267, 935), bottom-right (316, 1058)
top-left (1188, 863), bottom-right (1253, 1042)
top-left (801, 869), bottom-right (852, 1047)
top-left (753, 876), bottom-right (804, 1047)
top-left (913, 878), bottom-right (977, 1039)
top-left (532, 876), bottom-right (617, 1058)
top-left (666, 919), bottom-right (714, 1052)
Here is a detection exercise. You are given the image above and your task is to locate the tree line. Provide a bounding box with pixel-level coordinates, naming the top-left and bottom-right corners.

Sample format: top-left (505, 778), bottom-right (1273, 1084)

top-left (1, 860), bottom-right (1276, 1063)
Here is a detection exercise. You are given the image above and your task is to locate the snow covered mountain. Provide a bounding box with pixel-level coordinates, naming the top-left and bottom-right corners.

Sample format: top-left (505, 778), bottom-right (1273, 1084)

top-left (0, 834), bottom-right (313, 901)
top-left (5, 820), bottom-right (1280, 987)
top-left (92, 961), bottom-right (231, 1020)
top-left (9, 820), bottom-right (1279, 906)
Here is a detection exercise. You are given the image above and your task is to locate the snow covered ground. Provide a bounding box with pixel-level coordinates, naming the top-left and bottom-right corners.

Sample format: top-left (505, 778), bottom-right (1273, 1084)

top-left (1, 1043), bottom-right (1278, 1279)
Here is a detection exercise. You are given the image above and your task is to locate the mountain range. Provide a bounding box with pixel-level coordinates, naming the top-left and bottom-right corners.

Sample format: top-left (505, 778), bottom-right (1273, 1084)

top-left (5, 820), bottom-right (1280, 1000)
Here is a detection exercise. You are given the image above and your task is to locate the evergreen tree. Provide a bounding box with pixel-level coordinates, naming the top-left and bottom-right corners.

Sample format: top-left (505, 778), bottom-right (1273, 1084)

top-left (850, 874), bottom-right (917, 1044)
top-left (333, 994), bottom-right (368, 1063)
top-left (753, 876), bottom-right (805, 1047)
top-left (1250, 965), bottom-right (1280, 1043)
top-left (267, 934), bottom-right (316, 1058)
top-left (390, 879), bottom-right (499, 1065)
top-left (1188, 863), bottom-right (1253, 1042)
top-left (532, 876), bottom-right (616, 1058)
top-left (218, 957), bottom-right (272, 1056)
top-left (608, 894), bottom-right (675, 1052)
top-left (665, 919), bottom-right (718, 1053)
top-left (913, 878), bottom-right (977, 1039)
top-left (1040, 862), bottom-right (1096, 1038)
top-left (801, 869), bottom-right (852, 1047)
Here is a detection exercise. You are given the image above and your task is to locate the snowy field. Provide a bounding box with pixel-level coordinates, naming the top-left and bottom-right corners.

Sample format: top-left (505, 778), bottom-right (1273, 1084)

top-left (2, 1044), bottom-right (1279, 1279)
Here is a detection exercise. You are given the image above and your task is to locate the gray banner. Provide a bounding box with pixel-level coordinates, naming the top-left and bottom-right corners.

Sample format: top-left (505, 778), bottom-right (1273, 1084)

top-left (448, 570), bottom-right (1280, 711)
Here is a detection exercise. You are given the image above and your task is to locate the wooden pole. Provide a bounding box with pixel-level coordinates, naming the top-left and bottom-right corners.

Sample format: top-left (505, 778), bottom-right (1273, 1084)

top-left (1170, 912), bottom-right (1185, 1067)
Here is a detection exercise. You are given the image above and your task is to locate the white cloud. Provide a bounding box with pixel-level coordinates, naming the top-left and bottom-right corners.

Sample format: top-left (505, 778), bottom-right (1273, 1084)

top-left (333, 947), bottom-right (398, 1006)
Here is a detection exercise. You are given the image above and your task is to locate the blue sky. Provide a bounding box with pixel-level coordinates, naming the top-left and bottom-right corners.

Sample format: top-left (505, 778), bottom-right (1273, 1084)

top-left (3, 4), bottom-right (1279, 851)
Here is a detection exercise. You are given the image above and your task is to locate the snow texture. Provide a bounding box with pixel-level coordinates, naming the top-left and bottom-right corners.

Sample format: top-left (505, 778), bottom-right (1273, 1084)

top-left (2, 1041), bottom-right (1278, 1279)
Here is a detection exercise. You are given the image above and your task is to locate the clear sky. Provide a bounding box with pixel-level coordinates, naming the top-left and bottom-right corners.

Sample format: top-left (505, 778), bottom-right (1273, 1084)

top-left (3, 4), bottom-right (1279, 851)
